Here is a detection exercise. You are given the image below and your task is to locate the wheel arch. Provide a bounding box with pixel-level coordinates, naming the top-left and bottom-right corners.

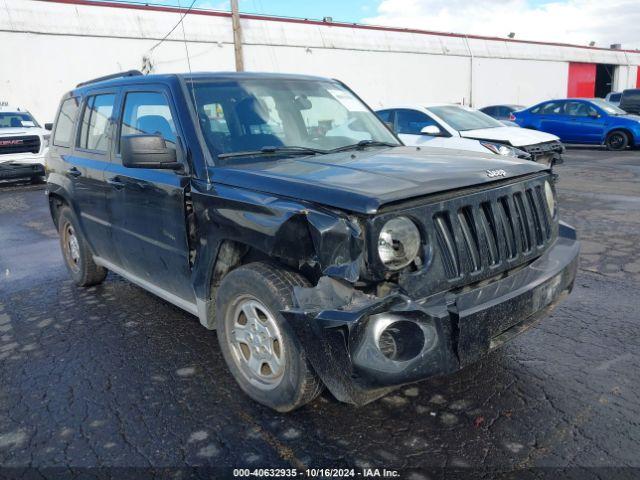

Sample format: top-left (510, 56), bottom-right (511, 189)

top-left (47, 188), bottom-right (72, 229)
top-left (605, 127), bottom-right (635, 146)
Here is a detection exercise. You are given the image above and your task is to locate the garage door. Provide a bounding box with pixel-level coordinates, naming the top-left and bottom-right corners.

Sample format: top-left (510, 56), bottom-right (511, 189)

top-left (568, 63), bottom-right (596, 97)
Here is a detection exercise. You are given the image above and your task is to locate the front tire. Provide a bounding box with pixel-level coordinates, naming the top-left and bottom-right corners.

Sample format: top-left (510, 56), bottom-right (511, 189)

top-left (605, 130), bottom-right (629, 151)
top-left (58, 206), bottom-right (107, 287)
top-left (216, 262), bottom-right (323, 412)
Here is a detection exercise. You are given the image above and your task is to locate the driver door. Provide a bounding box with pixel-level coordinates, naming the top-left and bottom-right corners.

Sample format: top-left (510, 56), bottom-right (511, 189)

top-left (105, 87), bottom-right (194, 302)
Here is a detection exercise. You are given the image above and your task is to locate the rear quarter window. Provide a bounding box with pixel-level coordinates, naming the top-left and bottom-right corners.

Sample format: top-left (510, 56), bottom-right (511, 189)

top-left (53, 97), bottom-right (80, 148)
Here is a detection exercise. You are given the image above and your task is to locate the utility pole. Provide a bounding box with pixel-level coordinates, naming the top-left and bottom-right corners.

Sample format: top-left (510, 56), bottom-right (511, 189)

top-left (230, 0), bottom-right (244, 71)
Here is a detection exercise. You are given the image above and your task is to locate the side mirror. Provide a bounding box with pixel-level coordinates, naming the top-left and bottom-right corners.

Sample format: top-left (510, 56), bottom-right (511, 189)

top-left (44, 123), bottom-right (53, 131)
top-left (589, 112), bottom-right (600, 118)
top-left (421, 125), bottom-right (441, 136)
top-left (121, 134), bottom-right (181, 170)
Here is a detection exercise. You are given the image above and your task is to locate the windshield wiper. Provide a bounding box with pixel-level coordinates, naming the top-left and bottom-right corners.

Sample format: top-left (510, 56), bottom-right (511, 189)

top-left (218, 145), bottom-right (328, 160)
top-left (328, 139), bottom-right (398, 153)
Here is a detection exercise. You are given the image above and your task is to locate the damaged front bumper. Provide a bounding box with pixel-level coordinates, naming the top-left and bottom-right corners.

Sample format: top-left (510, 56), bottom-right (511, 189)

top-left (283, 222), bottom-right (579, 406)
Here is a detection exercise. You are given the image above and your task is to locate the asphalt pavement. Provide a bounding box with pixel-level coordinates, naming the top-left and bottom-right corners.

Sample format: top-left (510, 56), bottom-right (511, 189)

top-left (0, 148), bottom-right (639, 479)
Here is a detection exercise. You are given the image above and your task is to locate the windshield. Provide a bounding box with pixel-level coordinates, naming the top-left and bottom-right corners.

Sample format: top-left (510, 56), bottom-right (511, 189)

top-left (187, 78), bottom-right (400, 162)
top-left (427, 105), bottom-right (504, 131)
top-left (0, 112), bottom-right (39, 129)
top-left (589, 99), bottom-right (626, 115)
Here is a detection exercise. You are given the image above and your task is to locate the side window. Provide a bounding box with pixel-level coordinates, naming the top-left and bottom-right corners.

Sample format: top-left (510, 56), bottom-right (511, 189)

top-left (119, 91), bottom-right (177, 152)
top-left (376, 110), bottom-right (393, 122)
top-left (53, 97), bottom-right (80, 147)
top-left (396, 109), bottom-right (438, 134)
top-left (78, 94), bottom-right (116, 152)
top-left (482, 107), bottom-right (497, 117)
top-left (564, 102), bottom-right (596, 117)
top-left (497, 107), bottom-right (510, 118)
top-left (537, 102), bottom-right (562, 115)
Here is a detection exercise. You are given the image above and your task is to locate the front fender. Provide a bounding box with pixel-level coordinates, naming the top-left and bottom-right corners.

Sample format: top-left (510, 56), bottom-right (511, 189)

top-left (189, 182), bottom-right (365, 327)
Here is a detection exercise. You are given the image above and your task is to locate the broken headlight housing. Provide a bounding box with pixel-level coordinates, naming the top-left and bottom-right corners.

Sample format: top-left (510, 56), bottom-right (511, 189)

top-left (480, 141), bottom-right (530, 159)
top-left (378, 217), bottom-right (421, 270)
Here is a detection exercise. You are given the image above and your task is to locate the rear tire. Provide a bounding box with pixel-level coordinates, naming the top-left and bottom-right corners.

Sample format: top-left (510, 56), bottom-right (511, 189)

top-left (216, 262), bottom-right (323, 412)
top-left (58, 206), bottom-right (107, 287)
top-left (605, 130), bottom-right (629, 151)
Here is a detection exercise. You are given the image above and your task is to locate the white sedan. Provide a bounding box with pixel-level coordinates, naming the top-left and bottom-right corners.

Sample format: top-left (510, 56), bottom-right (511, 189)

top-left (377, 104), bottom-right (564, 165)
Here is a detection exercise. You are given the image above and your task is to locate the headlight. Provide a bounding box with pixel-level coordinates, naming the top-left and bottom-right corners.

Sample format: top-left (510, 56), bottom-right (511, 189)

top-left (378, 217), bottom-right (421, 270)
top-left (480, 141), bottom-right (530, 159)
top-left (43, 134), bottom-right (51, 148)
top-left (544, 180), bottom-right (556, 216)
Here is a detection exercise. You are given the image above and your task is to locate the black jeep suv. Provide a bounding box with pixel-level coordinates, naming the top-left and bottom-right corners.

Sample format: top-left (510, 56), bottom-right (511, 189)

top-left (46, 71), bottom-right (579, 411)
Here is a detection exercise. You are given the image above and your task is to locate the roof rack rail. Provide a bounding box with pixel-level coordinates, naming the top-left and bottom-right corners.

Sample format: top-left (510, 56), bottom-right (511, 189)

top-left (76, 70), bottom-right (143, 88)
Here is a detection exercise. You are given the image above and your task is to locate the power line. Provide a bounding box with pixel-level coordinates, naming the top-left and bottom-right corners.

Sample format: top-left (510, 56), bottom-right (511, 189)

top-left (148, 0), bottom-right (198, 52)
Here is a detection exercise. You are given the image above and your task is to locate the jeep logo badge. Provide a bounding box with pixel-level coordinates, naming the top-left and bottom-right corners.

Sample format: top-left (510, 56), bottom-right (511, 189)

top-left (486, 169), bottom-right (507, 178)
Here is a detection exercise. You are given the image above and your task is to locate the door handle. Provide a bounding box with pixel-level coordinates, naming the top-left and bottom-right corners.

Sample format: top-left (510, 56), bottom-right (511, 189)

top-left (107, 176), bottom-right (125, 189)
top-left (67, 167), bottom-right (82, 178)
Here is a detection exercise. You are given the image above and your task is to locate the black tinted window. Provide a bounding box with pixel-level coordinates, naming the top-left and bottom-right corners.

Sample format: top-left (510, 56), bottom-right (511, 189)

top-left (396, 109), bottom-right (438, 134)
top-left (78, 94), bottom-right (116, 152)
top-left (481, 106), bottom-right (497, 117)
top-left (53, 98), bottom-right (80, 147)
top-left (376, 110), bottom-right (393, 122)
top-left (119, 92), bottom-right (177, 153)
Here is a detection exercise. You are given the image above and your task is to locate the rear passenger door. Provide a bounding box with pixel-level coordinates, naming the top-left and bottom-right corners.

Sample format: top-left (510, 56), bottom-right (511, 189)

top-left (535, 101), bottom-right (568, 139)
top-left (65, 91), bottom-right (119, 262)
top-left (106, 87), bottom-right (194, 302)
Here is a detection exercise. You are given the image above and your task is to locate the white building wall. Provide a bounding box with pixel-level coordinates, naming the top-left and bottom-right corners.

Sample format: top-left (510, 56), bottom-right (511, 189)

top-left (472, 58), bottom-right (569, 107)
top-left (613, 65), bottom-right (638, 92)
top-left (1, 0), bottom-right (639, 123)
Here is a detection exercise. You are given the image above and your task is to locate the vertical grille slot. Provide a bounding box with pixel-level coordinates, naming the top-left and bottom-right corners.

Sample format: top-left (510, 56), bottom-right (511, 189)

top-left (513, 192), bottom-right (532, 253)
top-left (434, 212), bottom-right (459, 278)
top-left (535, 185), bottom-right (551, 239)
top-left (479, 202), bottom-right (499, 266)
top-left (457, 207), bottom-right (480, 273)
top-left (497, 197), bottom-right (517, 259)
top-left (525, 188), bottom-right (544, 246)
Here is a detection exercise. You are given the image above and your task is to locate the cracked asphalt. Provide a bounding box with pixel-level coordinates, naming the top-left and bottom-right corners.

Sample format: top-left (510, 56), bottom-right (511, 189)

top-left (0, 148), bottom-right (639, 478)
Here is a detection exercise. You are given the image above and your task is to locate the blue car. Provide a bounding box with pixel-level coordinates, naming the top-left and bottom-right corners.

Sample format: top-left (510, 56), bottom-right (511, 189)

top-left (513, 98), bottom-right (640, 150)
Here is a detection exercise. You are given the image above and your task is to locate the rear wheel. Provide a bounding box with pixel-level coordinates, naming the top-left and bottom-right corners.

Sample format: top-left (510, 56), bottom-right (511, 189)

top-left (605, 130), bottom-right (629, 151)
top-left (58, 206), bottom-right (107, 286)
top-left (216, 262), bottom-right (323, 412)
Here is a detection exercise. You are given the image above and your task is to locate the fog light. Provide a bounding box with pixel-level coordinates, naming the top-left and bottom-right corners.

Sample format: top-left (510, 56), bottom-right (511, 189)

top-left (377, 320), bottom-right (425, 361)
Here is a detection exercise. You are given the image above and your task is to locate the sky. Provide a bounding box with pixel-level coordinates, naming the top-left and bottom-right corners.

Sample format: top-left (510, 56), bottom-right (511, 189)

top-left (106, 0), bottom-right (640, 50)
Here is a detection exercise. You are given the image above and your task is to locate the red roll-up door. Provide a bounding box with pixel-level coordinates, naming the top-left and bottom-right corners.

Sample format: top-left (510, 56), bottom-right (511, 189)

top-left (637, 67), bottom-right (640, 88)
top-left (568, 63), bottom-right (596, 97)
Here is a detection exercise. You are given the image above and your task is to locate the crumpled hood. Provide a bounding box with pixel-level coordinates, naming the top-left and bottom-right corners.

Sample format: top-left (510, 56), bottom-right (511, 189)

top-left (211, 146), bottom-right (548, 214)
top-left (460, 126), bottom-right (559, 147)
